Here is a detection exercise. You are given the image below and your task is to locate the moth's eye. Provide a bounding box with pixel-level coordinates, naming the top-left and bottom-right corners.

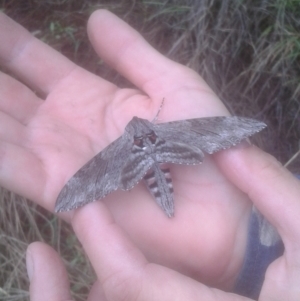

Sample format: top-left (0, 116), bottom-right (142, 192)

top-left (134, 137), bottom-right (144, 148)
top-left (147, 131), bottom-right (157, 144)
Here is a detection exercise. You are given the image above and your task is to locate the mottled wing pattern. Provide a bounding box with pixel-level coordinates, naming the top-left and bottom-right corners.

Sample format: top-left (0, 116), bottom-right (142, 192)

top-left (154, 116), bottom-right (266, 154)
top-left (55, 135), bottom-right (132, 212)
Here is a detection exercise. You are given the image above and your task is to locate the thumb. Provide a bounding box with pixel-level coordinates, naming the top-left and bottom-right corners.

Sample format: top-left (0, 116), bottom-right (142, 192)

top-left (26, 242), bottom-right (72, 301)
top-left (215, 144), bottom-right (300, 250)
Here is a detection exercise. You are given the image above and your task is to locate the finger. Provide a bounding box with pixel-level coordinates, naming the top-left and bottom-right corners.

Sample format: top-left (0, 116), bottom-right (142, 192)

top-left (0, 13), bottom-right (117, 97)
top-left (26, 242), bottom-right (72, 301)
top-left (0, 141), bottom-right (48, 208)
top-left (215, 144), bottom-right (300, 249)
top-left (0, 71), bottom-right (42, 124)
top-left (72, 201), bottom-right (251, 301)
top-left (0, 12), bottom-right (74, 94)
top-left (72, 201), bottom-right (148, 291)
top-left (0, 111), bottom-right (27, 144)
top-left (87, 10), bottom-right (217, 105)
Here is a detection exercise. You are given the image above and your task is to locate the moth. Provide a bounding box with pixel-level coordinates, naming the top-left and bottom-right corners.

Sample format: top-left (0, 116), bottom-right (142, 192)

top-left (55, 115), bottom-right (266, 217)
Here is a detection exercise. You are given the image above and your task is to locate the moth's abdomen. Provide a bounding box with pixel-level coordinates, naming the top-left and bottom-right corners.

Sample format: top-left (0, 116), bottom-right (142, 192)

top-left (144, 165), bottom-right (174, 217)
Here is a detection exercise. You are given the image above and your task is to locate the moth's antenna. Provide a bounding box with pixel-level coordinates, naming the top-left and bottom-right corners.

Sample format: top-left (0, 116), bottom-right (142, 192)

top-left (152, 98), bottom-right (165, 123)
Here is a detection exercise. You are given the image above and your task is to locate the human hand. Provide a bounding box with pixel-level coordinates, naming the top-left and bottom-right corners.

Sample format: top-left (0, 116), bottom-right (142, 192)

top-left (26, 146), bottom-right (300, 300)
top-left (1, 9), bottom-right (252, 288)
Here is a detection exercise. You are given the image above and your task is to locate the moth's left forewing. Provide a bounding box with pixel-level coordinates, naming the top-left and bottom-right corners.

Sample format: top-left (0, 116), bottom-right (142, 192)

top-left (55, 134), bottom-right (133, 212)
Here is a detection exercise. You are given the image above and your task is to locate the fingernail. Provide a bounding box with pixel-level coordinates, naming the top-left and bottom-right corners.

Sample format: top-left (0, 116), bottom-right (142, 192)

top-left (26, 248), bottom-right (34, 281)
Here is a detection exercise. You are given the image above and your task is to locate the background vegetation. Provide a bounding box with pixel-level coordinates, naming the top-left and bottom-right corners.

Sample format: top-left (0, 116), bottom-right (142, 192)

top-left (0, 0), bottom-right (299, 300)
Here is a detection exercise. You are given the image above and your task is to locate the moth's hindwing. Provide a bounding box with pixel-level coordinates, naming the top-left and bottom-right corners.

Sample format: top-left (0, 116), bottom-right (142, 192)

top-left (154, 139), bottom-right (204, 164)
top-left (120, 150), bottom-right (155, 190)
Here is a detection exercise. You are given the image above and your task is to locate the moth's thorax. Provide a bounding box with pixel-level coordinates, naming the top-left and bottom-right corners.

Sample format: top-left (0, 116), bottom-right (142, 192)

top-left (124, 117), bottom-right (160, 153)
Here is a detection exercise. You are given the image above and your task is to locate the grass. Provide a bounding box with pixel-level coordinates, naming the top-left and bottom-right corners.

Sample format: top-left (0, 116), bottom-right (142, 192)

top-left (0, 0), bottom-right (300, 300)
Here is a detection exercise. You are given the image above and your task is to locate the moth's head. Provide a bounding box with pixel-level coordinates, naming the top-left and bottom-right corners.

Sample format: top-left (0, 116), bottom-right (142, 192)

top-left (125, 116), bottom-right (154, 137)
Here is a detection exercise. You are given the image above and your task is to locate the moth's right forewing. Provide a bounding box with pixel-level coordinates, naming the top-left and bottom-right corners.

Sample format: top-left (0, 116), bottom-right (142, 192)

top-left (154, 117), bottom-right (266, 154)
top-left (186, 117), bottom-right (267, 153)
top-left (55, 134), bottom-right (132, 212)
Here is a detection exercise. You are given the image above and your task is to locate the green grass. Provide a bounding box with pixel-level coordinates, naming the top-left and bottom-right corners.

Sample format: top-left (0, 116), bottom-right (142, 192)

top-left (0, 0), bottom-right (299, 300)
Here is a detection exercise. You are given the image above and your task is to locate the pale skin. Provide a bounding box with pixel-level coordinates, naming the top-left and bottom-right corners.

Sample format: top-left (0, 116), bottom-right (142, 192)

top-left (0, 9), bottom-right (300, 301)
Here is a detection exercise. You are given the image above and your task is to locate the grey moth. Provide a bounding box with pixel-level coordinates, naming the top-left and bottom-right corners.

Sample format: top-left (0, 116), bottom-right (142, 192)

top-left (55, 115), bottom-right (266, 217)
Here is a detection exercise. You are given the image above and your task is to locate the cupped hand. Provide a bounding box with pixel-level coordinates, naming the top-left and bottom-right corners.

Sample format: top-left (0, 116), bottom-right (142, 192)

top-left (0, 10), bottom-right (250, 288)
top-left (26, 146), bottom-right (300, 300)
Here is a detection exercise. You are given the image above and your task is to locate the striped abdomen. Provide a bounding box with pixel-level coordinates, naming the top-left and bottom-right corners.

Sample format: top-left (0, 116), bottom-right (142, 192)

top-left (143, 165), bottom-right (174, 217)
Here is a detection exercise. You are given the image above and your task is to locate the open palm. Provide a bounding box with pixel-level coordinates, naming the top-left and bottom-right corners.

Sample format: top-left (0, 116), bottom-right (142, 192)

top-left (0, 10), bottom-right (250, 288)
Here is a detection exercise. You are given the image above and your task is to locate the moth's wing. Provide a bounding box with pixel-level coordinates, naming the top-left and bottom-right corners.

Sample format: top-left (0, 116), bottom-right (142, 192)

top-left (55, 135), bottom-right (132, 212)
top-left (154, 139), bottom-right (204, 164)
top-left (120, 149), bottom-right (155, 190)
top-left (154, 116), bottom-right (266, 154)
top-left (121, 139), bottom-right (204, 190)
